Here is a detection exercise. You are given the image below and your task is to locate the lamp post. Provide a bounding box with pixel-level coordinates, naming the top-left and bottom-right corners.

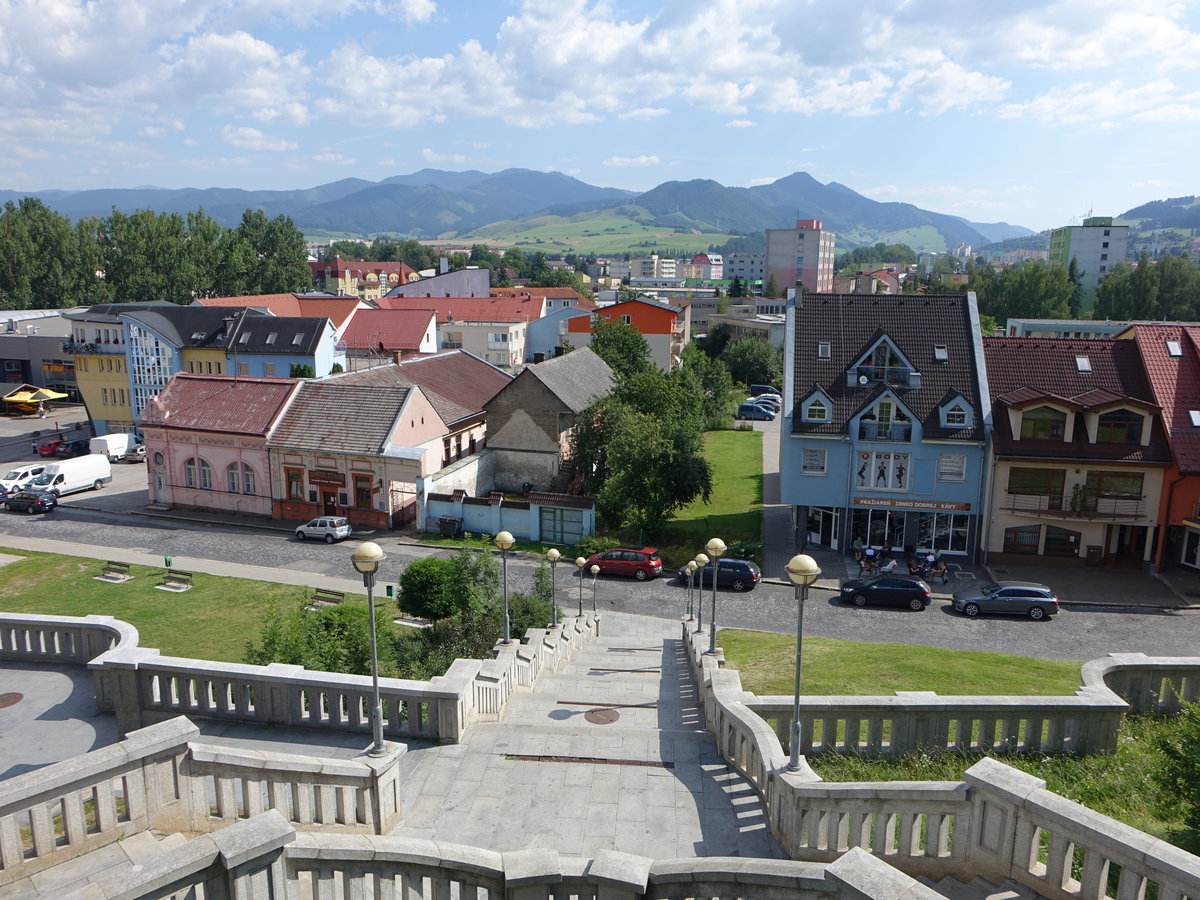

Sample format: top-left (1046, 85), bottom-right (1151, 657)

top-left (351, 541), bottom-right (387, 757)
top-left (545, 548), bottom-right (560, 628)
top-left (785, 553), bottom-right (822, 773)
top-left (590, 564), bottom-right (599, 613)
top-left (575, 556), bottom-right (586, 617)
top-left (706, 537), bottom-right (726, 654)
top-left (495, 531), bottom-right (515, 643)
top-left (685, 561), bottom-right (697, 619)
top-left (693, 553), bottom-right (708, 634)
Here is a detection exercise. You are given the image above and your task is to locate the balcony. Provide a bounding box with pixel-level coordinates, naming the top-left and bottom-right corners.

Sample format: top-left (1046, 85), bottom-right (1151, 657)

top-left (1002, 492), bottom-right (1146, 519)
top-left (848, 365), bottom-right (920, 389)
top-left (857, 421), bottom-right (912, 442)
top-left (441, 341), bottom-right (463, 349)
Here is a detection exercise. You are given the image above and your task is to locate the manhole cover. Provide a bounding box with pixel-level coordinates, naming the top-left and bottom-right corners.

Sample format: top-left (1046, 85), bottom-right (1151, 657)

top-left (584, 708), bottom-right (619, 725)
top-left (0, 692), bottom-right (22, 710)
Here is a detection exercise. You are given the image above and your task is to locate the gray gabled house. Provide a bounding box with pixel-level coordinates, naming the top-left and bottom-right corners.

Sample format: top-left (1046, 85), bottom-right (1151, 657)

top-left (483, 347), bottom-right (614, 492)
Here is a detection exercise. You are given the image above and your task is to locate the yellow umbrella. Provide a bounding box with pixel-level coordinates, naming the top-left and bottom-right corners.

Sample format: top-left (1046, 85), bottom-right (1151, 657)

top-left (27, 388), bottom-right (67, 402)
top-left (3, 391), bottom-right (34, 403)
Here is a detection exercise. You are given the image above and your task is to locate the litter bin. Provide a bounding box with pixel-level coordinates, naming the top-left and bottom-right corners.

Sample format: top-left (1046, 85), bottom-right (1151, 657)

top-left (439, 515), bottom-right (463, 538)
top-left (1085, 545), bottom-right (1103, 566)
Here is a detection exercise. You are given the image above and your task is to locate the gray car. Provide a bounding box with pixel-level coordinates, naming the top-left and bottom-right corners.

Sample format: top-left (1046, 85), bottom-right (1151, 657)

top-left (952, 581), bottom-right (1059, 621)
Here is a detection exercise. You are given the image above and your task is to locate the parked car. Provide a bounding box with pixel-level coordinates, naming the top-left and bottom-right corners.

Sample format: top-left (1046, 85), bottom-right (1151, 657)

top-left (55, 439), bottom-right (91, 459)
top-left (35, 438), bottom-right (64, 457)
top-left (676, 558), bottom-right (762, 592)
top-left (0, 463), bottom-right (46, 494)
top-left (952, 581), bottom-right (1060, 621)
top-left (584, 546), bottom-right (663, 580)
top-left (295, 516), bottom-right (352, 543)
top-left (125, 444), bottom-right (147, 463)
top-left (747, 396), bottom-right (781, 413)
top-left (7, 489), bottom-right (58, 514)
top-left (737, 402), bottom-right (775, 421)
top-left (30, 455), bottom-right (112, 497)
top-left (839, 575), bottom-right (932, 610)
top-left (749, 384), bottom-right (779, 398)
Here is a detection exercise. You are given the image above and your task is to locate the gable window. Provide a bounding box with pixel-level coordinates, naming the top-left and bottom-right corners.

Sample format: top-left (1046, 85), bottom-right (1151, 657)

top-left (621, 315), bottom-right (632, 325)
top-left (859, 340), bottom-right (907, 383)
top-left (805, 399), bottom-right (828, 422)
top-left (938, 454), bottom-right (966, 481)
top-left (802, 448), bottom-right (827, 475)
top-left (860, 399), bottom-right (910, 441)
top-left (1020, 406), bottom-right (1066, 440)
top-left (1097, 409), bottom-right (1143, 443)
top-left (855, 451), bottom-right (909, 491)
top-left (817, 342), bottom-right (831, 359)
top-left (945, 404), bottom-right (968, 427)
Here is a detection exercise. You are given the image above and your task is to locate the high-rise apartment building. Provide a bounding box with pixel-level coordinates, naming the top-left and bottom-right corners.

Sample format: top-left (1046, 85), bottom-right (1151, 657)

top-left (1048, 216), bottom-right (1129, 295)
top-left (765, 219), bottom-right (836, 293)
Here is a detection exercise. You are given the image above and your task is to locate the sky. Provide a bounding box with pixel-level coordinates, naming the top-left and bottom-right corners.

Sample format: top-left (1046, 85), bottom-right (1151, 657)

top-left (1, 0), bottom-right (1198, 232)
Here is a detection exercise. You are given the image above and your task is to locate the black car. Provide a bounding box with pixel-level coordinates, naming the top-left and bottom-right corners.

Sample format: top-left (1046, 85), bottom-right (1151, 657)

top-left (54, 439), bottom-right (91, 459)
top-left (839, 575), bottom-right (932, 610)
top-left (676, 558), bottom-right (762, 592)
top-left (7, 489), bottom-right (58, 514)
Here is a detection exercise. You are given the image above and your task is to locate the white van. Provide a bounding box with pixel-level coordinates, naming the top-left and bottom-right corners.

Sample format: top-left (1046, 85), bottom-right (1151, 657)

top-left (30, 455), bottom-right (112, 497)
top-left (89, 433), bottom-right (140, 462)
top-left (0, 463), bottom-right (47, 495)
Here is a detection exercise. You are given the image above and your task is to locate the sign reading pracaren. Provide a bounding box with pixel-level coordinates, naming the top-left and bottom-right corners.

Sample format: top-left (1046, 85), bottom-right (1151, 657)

top-left (309, 469), bottom-right (345, 486)
top-left (853, 497), bottom-right (972, 512)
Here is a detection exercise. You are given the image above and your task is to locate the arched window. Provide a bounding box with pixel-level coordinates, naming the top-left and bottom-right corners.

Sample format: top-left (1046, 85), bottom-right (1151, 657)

top-left (1097, 409), bottom-right (1142, 443)
top-left (1020, 406), bottom-right (1066, 440)
top-left (242, 464), bottom-right (256, 495)
top-left (227, 462), bottom-right (241, 493)
top-left (198, 459), bottom-right (212, 490)
top-left (184, 458), bottom-right (197, 488)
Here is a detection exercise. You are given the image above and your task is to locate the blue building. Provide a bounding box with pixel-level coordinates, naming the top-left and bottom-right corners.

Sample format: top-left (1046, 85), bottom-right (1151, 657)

top-left (525, 305), bottom-right (592, 363)
top-left (779, 293), bottom-right (991, 559)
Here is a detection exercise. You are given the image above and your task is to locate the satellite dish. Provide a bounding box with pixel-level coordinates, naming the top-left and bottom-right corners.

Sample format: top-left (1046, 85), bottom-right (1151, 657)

top-left (858, 375), bottom-right (869, 385)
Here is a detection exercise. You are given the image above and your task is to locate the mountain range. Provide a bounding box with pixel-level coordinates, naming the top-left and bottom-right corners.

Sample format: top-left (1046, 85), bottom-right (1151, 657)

top-left (4, 169), bottom-right (1185, 253)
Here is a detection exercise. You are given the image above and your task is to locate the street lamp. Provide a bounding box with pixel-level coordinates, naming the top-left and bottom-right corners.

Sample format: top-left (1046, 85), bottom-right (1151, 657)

top-left (706, 537), bottom-right (726, 654)
top-left (495, 531), bottom-right (515, 643)
top-left (575, 556), bottom-right (586, 617)
top-left (545, 548), bottom-right (560, 628)
top-left (785, 553), bottom-right (822, 773)
top-left (351, 541), bottom-right (387, 757)
top-left (693, 553), bottom-right (708, 634)
top-left (590, 564), bottom-right (599, 613)
top-left (685, 561), bottom-right (697, 619)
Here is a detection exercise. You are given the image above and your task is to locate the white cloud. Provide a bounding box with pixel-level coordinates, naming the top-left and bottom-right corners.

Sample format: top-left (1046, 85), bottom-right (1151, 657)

top-left (999, 79), bottom-right (1177, 124)
top-left (603, 155), bottom-right (661, 167)
top-left (313, 152), bottom-right (356, 165)
top-left (726, 119), bottom-right (756, 128)
top-left (420, 148), bottom-right (468, 164)
top-left (1132, 179), bottom-right (1169, 189)
top-left (620, 107), bottom-right (670, 121)
top-left (221, 125), bottom-right (297, 152)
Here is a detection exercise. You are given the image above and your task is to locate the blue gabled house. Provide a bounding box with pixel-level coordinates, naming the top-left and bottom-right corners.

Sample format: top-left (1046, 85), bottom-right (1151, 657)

top-left (779, 293), bottom-right (991, 559)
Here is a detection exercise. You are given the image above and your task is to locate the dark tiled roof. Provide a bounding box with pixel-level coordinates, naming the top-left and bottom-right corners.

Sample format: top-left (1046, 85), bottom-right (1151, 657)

top-left (790, 294), bottom-right (984, 441)
top-left (983, 337), bottom-right (1169, 463)
top-left (63, 302), bottom-right (175, 324)
top-left (1131, 324), bottom-right (1200, 472)
top-left (148, 374), bottom-right (298, 434)
top-left (527, 491), bottom-right (594, 509)
top-left (227, 312), bottom-right (329, 355)
top-left (521, 347), bottom-right (613, 413)
top-left (267, 383), bottom-right (409, 454)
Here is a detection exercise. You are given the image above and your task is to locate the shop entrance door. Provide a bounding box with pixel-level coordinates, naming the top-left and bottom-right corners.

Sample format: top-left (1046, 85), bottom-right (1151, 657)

top-left (805, 507), bottom-right (840, 550)
top-left (323, 492), bottom-right (337, 515)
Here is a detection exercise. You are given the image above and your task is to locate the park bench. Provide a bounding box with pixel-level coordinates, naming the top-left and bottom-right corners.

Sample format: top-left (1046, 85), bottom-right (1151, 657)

top-left (310, 588), bottom-right (345, 606)
top-left (95, 560), bottom-right (132, 583)
top-left (160, 570), bottom-right (194, 591)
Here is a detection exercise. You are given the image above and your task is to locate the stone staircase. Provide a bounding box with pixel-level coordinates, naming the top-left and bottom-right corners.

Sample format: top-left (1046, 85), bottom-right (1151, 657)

top-left (921, 875), bottom-right (1044, 900)
top-left (0, 830), bottom-right (189, 899)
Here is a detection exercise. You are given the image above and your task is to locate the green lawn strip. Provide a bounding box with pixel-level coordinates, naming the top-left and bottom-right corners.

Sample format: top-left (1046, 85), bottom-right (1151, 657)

top-left (720, 626), bottom-right (1195, 851)
top-left (0, 548), bottom-right (364, 663)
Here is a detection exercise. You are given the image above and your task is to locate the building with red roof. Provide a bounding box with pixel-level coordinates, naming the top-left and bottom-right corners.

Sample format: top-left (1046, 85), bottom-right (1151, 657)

top-left (194, 293), bottom-right (363, 335)
top-left (983, 336), bottom-right (1169, 565)
top-left (308, 256), bottom-right (418, 300)
top-left (339, 309), bottom-right (438, 365)
top-left (375, 295), bottom-right (545, 369)
top-left (565, 297), bottom-right (689, 370)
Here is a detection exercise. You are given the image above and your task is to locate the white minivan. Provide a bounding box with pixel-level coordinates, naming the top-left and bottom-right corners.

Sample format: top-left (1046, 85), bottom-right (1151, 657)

top-left (0, 463), bottom-right (47, 495)
top-left (30, 455), bottom-right (112, 497)
top-left (89, 433), bottom-right (141, 462)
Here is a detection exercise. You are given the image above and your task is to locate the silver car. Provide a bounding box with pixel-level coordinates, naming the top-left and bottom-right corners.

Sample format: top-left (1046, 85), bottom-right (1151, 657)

top-left (296, 516), bottom-right (352, 543)
top-left (952, 581), bottom-right (1059, 621)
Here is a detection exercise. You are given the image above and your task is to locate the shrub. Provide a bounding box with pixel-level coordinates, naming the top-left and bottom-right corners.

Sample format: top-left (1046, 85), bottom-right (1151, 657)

top-left (724, 539), bottom-right (763, 564)
top-left (573, 536), bottom-right (619, 558)
top-left (398, 557), bottom-right (458, 620)
top-left (1156, 701), bottom-right (1200, 833)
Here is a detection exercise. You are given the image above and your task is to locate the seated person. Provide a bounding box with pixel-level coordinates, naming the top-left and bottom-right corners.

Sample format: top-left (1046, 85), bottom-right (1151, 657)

top-left (930, 556), bottom-right (948, 584)
top-left (881, 556), bottom-right (898, 573)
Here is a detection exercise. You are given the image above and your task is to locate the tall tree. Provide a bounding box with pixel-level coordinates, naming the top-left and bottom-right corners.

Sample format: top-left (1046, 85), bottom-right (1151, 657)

top-left (764, 274), bottom-right (782, 298)
top-left (728, 275), bottom-right (745, 298)
top-left (722, 336), bottom-right (782, 386)
top-left (1067, 257), bottom-right (1086, 318)
top-left (588, 316), bottom-right (651, 379)
top-left (969, 261), bottom-right (1072, 322)
top-left (681, 343), bottom-right (735, 429)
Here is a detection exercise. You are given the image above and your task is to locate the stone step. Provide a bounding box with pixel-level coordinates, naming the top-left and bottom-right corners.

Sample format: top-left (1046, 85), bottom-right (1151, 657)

top-left (0, 831), bottom-right (188, 899)
top-left (926, 876), bottom-right (1042, 900)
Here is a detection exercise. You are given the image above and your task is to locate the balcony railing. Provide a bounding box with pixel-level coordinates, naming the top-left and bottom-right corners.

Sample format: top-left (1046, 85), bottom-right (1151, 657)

top-left (1003, 492), bottom-right (1145, 518)
top-left (857, 421), bottom-right (912, 442)
top-left (848, 365), bottom-right (920, 389)
top-left (441, 341), bottom-right (463, 349)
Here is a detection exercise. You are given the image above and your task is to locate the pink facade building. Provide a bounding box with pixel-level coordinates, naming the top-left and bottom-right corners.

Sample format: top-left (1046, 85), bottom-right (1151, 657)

top-left (764, 218), bottom-right (836, 293)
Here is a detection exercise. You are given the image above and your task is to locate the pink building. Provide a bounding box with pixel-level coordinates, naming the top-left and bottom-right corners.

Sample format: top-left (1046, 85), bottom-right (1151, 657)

top-left (764, 218), bottom-right (836, 293)
top-left (140, 375), bottom-right (300, 516)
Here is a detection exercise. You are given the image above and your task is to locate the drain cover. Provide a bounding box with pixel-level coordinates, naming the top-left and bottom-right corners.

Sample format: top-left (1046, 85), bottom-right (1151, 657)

top-left (584, 708), bottom-right (620, 725)
top-left (0, 692), bottom-right (23, 710)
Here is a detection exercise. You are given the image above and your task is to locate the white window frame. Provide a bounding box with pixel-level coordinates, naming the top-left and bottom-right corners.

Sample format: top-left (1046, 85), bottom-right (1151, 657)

top-left (817, 342), bottom-right (831, 359)
top-left (938, 454), bottom-right (967, 482)
top-left (945, 404), bottom-right (968, 427)
top-left (801, 448), bottom-right (827, 475)
top-left (805, 399), bottom-right (828, 422)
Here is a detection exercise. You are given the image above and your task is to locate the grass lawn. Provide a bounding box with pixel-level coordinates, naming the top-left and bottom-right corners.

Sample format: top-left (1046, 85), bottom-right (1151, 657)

top-left (719, 628), bottom-right (1084, 697)
top-left (0, 548), bottom-right (347, 662)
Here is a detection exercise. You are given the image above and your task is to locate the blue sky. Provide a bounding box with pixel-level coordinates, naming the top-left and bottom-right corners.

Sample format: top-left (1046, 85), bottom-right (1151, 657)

top-left (1, 0), bottom-right (1198, 232)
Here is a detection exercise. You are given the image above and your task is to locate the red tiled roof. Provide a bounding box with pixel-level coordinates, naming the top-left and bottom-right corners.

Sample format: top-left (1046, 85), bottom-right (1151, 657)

top-left (340, 309), bottom-right (434, 351)
top-left (195, 294), bottom-right (360, 331)
top-left (374, 295), bottom-right (544, 323)
top-left (491, 286), bottom-right (585, 301)
top-left (1131, 324), bottom-right (1200, 472)
top-left (146, 374), bottom-right (298, 435)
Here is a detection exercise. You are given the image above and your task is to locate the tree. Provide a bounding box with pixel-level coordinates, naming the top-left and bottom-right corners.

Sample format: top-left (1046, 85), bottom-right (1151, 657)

top-left (398, 557), bottom-right (460, 621)
top-left (1155, 701), bottom-right (1200, 834)
top-left (728, 276), bottom-right (744, 298)
top-left (529, 266), bottom-right (591, 295)
top-left (764, 274), bottom-right (782, 298)
top-left (722, 336), bottom-right (782, 387)
top-left (1067, 257), bottom-right (1086, 318)
top-left (244, 599), bottom-right (396, 677)
top-left (969, 261), bottom-right (1072, 322)
top-left (588, 316), bottom-right (651, 379)
top-left (681, 344), bottom-right (735, 429)
top-left (696, 322), bottom-right (731, 359)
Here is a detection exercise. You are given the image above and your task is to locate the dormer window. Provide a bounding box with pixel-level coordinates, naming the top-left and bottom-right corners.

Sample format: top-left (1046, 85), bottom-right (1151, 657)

top-left (1097, 409), bottom-right (1143, 443)
top-left (1021, 406), bottom-right (1066, 440)
top-left (945, 405), bottom-right (967, 426)
top-left (805, 399), bottom-right (828, 422)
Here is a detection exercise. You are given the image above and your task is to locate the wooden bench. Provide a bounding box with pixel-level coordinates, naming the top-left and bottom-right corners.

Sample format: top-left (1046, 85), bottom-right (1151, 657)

top-left (311, 588), bottom-right (345, 606)
top-left (95, 560), bottom-right (132, 583)
top-left (160, 570), bottom-right (194, 591)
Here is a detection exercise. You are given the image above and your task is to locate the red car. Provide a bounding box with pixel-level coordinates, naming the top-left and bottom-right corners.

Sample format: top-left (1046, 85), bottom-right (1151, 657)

top-left (584, 547), bottom-right (663, 581)
top-left (36, 438), bottom-right (64, 457)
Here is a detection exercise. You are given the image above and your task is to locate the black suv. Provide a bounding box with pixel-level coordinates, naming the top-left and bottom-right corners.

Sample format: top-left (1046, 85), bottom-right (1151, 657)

top-left (677, 558), bottom-right (762, 592)
top-left (55, 439), bottom-right (91, 459)
top-left (7, 489), bottom-right (58, 514)
top-left (839, 575), bottom-right (932, 610)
